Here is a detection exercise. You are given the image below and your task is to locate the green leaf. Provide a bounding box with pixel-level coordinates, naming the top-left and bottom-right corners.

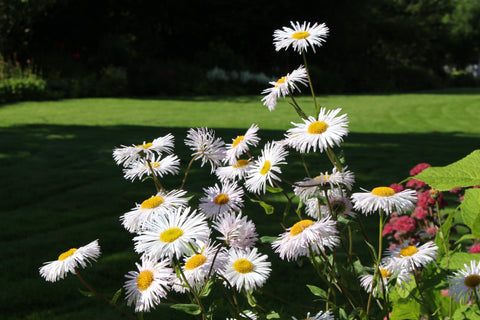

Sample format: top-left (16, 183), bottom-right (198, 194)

top-left (266, 185), bottom-right (283, 193)
top-left (246, 291), bottom-right (257, 307)
top-left (110, 288), bottom-right (122, 306)
top-left (439, 252), bottom-right (480, 270)
top-left (266, 311), bottom-right (280, 319)
top-left (259, 201), bottom-right (274, 215)
top-left (200, 280), bottom-right (213, 297)
top-left (460, 188), bottom-right (480, 237)
top-left (78, 289), bottom-right (95, 298)
top-left (435, 209), bottom-right (454, 256)
top-left (260, 236), bottom-right (278, 244)
top-left (306, 284), bottom-right (327, 300)
top-left (452, 305), bottom-right (480, 320)
top-left (170, 303), bottom-right (202, 315)
top-left (415, 150), bottom-right (480, 191)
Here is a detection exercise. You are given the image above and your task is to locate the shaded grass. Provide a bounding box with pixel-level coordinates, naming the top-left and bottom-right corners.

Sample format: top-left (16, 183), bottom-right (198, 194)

top-left (1, 89), bottom-right (480, 319)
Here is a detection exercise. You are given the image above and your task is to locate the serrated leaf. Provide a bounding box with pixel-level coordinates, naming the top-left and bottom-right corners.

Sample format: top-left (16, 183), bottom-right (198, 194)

top-left (415, 150), bottom-right (480, 191)
top-left (306, 284), bottom-right (327, 299)
top-left (266, 185), bottom-right (283, 193)
top-left (460, 188), bottom-right (480, 237)
top-left (110, 288), bottom-right (122, 306)
top-left (170, 303), bottom-right (202, 315)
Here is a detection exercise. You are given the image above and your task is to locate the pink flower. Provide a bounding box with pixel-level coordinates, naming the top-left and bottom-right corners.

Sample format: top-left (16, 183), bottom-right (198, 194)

top-left (469, 243), bottom-right (480, 253)
top-left (389, 183), bottom-right (404, 193)
top-left (412, 206), bottom-right (428, 220)
top-left (449, 187), bottom-right (462, 194)
top-left (441, 289), bottom-right (450, 296)
top-left (426, 226), bottom-right (438, 235)
top-left (406, 179), bottom-right (426, 189)
top-left (410, 163), bottom-right (431, 176)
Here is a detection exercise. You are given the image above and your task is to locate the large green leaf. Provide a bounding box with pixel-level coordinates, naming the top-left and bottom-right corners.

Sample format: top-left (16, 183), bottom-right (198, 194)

top-left (460, 188), bottom-right (480, 237)
top-left (415, 150), bottom-right (480, 191)
top-left (439, 252), bottom-right (480, 270)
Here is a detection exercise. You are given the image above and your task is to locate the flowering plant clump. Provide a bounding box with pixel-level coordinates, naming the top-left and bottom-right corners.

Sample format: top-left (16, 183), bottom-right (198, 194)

top-left (39, 20), bottom-right (480, 320)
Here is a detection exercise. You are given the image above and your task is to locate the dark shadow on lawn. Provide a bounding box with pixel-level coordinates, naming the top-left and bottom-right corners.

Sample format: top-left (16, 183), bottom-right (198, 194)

top-left (1, 124), bottom-right (479, 319)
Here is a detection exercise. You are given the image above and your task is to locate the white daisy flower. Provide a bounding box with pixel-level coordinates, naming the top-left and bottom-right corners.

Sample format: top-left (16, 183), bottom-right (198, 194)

top-left (359, 264), bottom-right (412, 296)
top-left (39, 240), bottom-right (101, 282)
top-left (124, 257), bottom-right (175, 312)
top-left (449, 260), bottom-right (480, 304)
top-left (294, 167), bottom-right (355, 201)
top-left (123, 154), bottom-right (181, 182)
top-left (174, 241), bottom-right (228, 293)
top-left (222, 247), bottom-right (271, 292)
top-left (292, 310), bottom-right (334, 320)
top-left (272, 217), bottom-right (340, 261)
top-left (113, 134), bottom-right (175, 167)
top-left (274, 21), bottom-right (329, 54)
top-left (212, 212), bottom-right (258, 250)
top-left (286, 108), bottom-right (349, 153)
top-left (261, 66), bottom-right (309, 111)
top-left (216, 159), bottom-right (252, 182)
top-left (305, 196), bottom-right (354, 219)
top-left (227, 311), bottom-right (258, 320)
top-left (185, 127), bottom-right (226, 173)
top-left (245, 142), bottom-right (288, 194)
top-left (225, 124), bottom-right (260, 164)
top-left (385, 241), bottom-right (439, 272)
top-left (134, 207), bottom-right (210, 260)
top-left (351, 186), bottom-right (417, 215)
top-left (121, 189), bottom-right (189, 233)
top-left (199, 181), bottom-right (244, 219)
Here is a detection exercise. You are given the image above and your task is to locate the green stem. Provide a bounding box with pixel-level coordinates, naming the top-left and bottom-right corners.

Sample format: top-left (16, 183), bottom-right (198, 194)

top-left (435, 200), bottom-right (450, 269)
top-left (287, 91), bottom-right (308, 120)
top-left (413, 267), bottom-right (435, 319)
top-left (302, 51), bottom-right (318, 114)
top-left (146, 160), bottom-right (165, 193)
top-left (366, 210), bottom-right (385, 316)
top-left (179, 154), bottom-right (199, 190)
top-left (74, 269), bottom-right (137, 320)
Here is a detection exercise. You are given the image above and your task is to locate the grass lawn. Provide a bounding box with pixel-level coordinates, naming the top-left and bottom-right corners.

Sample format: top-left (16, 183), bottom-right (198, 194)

top-left (1, 88), bottom-right (480, 320)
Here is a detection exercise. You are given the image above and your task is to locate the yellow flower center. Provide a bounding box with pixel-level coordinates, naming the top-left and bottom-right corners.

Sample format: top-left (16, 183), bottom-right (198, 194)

top-left (214, 193), bottom-right (230, 205)
top-left (290, 220), bottom-right (315, 236)
top-left (232, 135), bottom-right (244, 148)
top-left (137, 270), bottom-right (154, 291)
top-left (292, 31), bottom-right (310, 40)
top-left (307, 121), bottom-right (329, 134)
top-left (233, 159), bottom-right (249, 168)
top-left (160, 227), bottom-right (184, 243)
top-left (58, 248), bottom-right (77, 261)
top-left (464, 274), bottom-right (480, 288)
top-left (185, 254), bottom-right (207, 270)
top-left (314, 174), bottom-right (330, 181)
top-left (137, 142), bottom-right (153, 149)
top-left (371, 187), bottom-right (396, 197)
top-left (140, 196), bottom-right (164, 209)
top-left (380, 269), bottom-right (393, 278)
top-left (275, 76), bottom-right (287, 87)
top-left (233, 258), bottom-right (254, 274)
top-left (260, 160), bottom-right (271, 175)
top-left (399, 246), bottom-right (418, 257)
top-left (151, 162), bottom-right (161, 168)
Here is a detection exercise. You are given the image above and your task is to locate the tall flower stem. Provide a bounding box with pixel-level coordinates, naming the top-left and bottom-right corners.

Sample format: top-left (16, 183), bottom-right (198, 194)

top-left (366, 209), bottom-right (386, 316)
top-left (288, 91), bottom-right (308, 120)
top-left (180, 154), bottom-right (199, 190)
top-left (302, 51), bottom-right (319, 114)
top-left (413, 267), bottom-right (435, 319)
top-left (74, 269), bottom-right (137, 320)
top-left (146, 160), bottom-right (165, 193)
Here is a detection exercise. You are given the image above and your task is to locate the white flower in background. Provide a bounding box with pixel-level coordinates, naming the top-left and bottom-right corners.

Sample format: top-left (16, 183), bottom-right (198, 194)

top-left (245, 142), bottom-right (288, 194)
top-left (351, 186), bottom-right (417, 215)
top-left (291, 310), bottom-right (334, 320)
top-left (359, 263), bottom-right (412, 296)
top-left (113, 134), bottom-right (175, 167)
top-left (134, 207), bottom-right (210, 260)
top-left (226, 311), bottom-right (258, 320)
top-left (185, 127), bottom-right (226, 173)
top-left (294, 167), bottom-right (355, 201)
top-left (121, 189), bottom-right (189, 233)
top-left (385, 241), bottom-right (439, 272)
top-left (213, 212), bottom-right (258, 250)
top-left (261, 66), bottom-right (308, 111)
top-left (225, 124), bottom-right (260, 164)
top-left (274, 21), bottom-right (329, 54)
top-left (39, 240), bottom-right (101, 282)
top-left (123, 154), bottom-right (181, 182)
top-left (222, 247), bottom-right (271, 292)
top-left (305, 195), bottom-right (354, 219)
top-left (286, 108), bottom-right (349, 153)
top-left (124, 257), bottom-right (175, 312)
top-left (449, 260), bottom-right (480, 304)
top-left (272, 217), bottom-right (339, 261)
top-left (199, 181), bottom-right (244, 219)
top-left (173, 241), bottom-right (228, 293)
top-left (216, 159), bottom-right (252, 182)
